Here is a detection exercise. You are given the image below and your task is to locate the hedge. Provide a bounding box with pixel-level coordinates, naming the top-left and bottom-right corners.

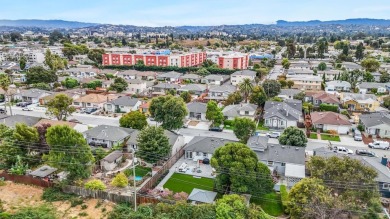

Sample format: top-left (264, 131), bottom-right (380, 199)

top-left (319, 103), bottom-right (338, 112)
top-left (224, 120), bottom-right (235, 126)
top-left (280, 185), bottom-right (289, 214)
top-left (102, 65), bottom-right (236, 75)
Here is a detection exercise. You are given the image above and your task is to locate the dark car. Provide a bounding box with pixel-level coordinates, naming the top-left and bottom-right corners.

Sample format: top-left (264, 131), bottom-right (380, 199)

top-left (203, 158), bottom-right (210, 165)
top-left (355, 149), bottom-right (376, 157)
top-left (209, 127), bottom-right (223, 132)
top-left (85, 108), bottom-right (98, 114)
top-left (16, 102), bottom-right (29, 107)
top-left (0, 108), bottom-right (6, 114)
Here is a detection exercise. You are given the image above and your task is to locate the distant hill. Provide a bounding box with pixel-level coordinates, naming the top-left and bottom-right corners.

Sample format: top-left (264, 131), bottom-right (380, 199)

top-left (276, 18), bottom-right (390, 26)
top-left (0, 19), bottom-right (99, 28)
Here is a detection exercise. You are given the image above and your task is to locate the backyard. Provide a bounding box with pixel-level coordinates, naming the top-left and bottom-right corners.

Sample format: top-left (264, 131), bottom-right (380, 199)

top-left (250, 192), bottom-right (283, 217)
top-left (163, 173), bottom-right (214, 194)
top-left (125, 166), bottom-right (151, 178)
top-left (320, 134), bottom-right (341, 142)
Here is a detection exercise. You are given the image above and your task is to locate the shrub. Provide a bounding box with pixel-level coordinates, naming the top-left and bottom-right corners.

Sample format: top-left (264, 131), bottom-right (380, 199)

top-left (70, 198), bottom-right (84, 207)
top-left (280, 185), bottom-right (289, 214)
top-left (111, 173), bottom-right (128, 188)
top-left (223, 120), bottom-right (234, 126)
top-left (81, 204), bottom-right (88, 210)
top-left (319, 103), bottom-right (338, 112)
top-left (42, 187), bottom-right (76, 202)
top-left (0, 177), bottom-right (5, 186)
top-left (357, 124), bottom-right (364, 132)
top-left (78, 212), bottom-right (88, 217)
top-left (84, 179), bottom-right (106, 191)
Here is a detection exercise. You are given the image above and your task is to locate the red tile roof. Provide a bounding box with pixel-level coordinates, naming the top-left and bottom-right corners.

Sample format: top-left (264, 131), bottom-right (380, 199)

top-left (311, 111), bottom-right (351, 126)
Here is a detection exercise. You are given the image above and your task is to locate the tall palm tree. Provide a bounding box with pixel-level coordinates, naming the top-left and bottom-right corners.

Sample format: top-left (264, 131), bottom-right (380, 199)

top-left (239, 78), bottom-right (254, 103)
top-left (0, 74), bottom-right (12, 116)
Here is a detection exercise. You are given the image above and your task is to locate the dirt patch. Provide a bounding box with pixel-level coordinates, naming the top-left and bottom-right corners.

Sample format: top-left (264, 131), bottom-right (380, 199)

top-left (188, 121), bottom-right (199, 126)
top-left (0, 181), bottom-right (114, 219)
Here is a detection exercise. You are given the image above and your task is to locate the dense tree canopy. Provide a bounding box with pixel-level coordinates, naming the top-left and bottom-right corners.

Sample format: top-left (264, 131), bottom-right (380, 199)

top-left (61, 77), bottom-right (79, 89)
top-left (224, 91), bottom-right (243, 106)
top-left (150, 95), bottom-right (187, 130)
top-left (136, 126), bottom-right (171, 163)
top-left (109, 77), bottom-right (128, 93)
top-left (206, 100), bottom-right (224, 126)
top-left (233, 117), bottom-right (256, 143)
top-left (278, 126), bottom-right (307, 147)
top-left (179, 91), bottom-right (192, 103)
top-left (119, 111), bottom-right (147, 130)
top-left (26, 66), bottom-right (58, 84)
top-left (361, 58), bottom-right (380, 72)
top-left (249, 86), bottom-right (267, 107)
top-left (239, 78), bottom-right (253, 102)
top-left (262, 79), bottom-right (281, 98)
top-left (46, 94), bottom-right (76, 121)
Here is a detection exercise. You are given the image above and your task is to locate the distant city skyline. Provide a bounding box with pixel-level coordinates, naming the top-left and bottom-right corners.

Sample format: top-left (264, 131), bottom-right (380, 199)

top-left (0, 0), bottom-right (389, 27)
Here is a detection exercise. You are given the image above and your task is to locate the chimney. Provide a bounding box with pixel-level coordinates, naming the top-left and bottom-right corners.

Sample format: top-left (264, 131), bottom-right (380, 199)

top-left (286, 110), bottom-right (289, 117)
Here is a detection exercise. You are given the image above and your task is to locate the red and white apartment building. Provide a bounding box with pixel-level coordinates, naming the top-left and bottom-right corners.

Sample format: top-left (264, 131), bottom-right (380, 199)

top-left (102, 52), bottom-right (207, 67)
top-left (217, 53), bottom-right (249, 70)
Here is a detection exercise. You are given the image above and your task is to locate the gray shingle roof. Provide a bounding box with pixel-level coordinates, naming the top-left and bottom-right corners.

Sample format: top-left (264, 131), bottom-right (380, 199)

top-left (204, 74), bottom-right (229, 81)
top-left (263, 100), bottom-right (302, 121)
top-left (157, 71), bottom-right (182, 79)
top-left (342, 93), bottom-right (377, 101)
top-left (102, 150), bottom-right (123, 162)
top-left (255, 144), bottom-right (305, 165)
top-left (222, 103), bottom-right (257, 117)
top-left (20, 89), bottom-right (52, 98)
top-left (360, 113), bottom-right (390, 128)
top-left (29, 165), bottom-right (57, 178)
top-left (178, 84), bottom-right (207, 92)
top-left (83, 125), bottom-right (136, 142)
top-left (188, 188), bottom-right (217, 203)
top-left (247, 136), bottom-right (269, 152)
top-left (358, 82), bottom-right (390, 89)
top-left (153, 83), bottom-right (181, 89)
top-left (0, 115), bottom-right (41, 128)
top-left (208, 84), bottom-right (236, 93)
top-left (184, 137), bottom-right (236, 154)
top-left (107, 96), bottom-right (140, 107)
top-left (187, 102), bottom-right (207, 114)
top-left (232, 70), bottom-right (256, 77)
top-left (180, 74), bottom-right (202, 80)
top-left (325, 81), bottom-right (351, 87)
top-left (279, 89), bottom-right (302, 96)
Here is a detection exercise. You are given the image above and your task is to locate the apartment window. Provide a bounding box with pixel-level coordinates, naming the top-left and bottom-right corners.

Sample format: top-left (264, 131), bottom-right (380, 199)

top-left (267, 161), bottom-right (274, 166)
top-left (281, 163), bottom-right (286, 167)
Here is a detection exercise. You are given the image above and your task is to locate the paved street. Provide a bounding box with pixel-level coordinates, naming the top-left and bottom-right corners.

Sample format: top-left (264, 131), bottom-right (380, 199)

top-left (178, 128), bottom-right (238, 141)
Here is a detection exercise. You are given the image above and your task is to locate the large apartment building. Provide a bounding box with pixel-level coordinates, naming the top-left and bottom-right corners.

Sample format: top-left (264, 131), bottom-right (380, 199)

top-left (217, 53), bottom-right (249, 70)
top-left (102, 51), bottom-right (206, 67)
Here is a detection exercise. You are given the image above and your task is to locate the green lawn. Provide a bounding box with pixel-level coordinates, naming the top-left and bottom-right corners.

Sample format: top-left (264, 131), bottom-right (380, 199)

top-left (224, 125), bottom-right (234, 130)
top-left (257, 121), bottom-right (270, 131)
top-left (320, 134), bottom-right (341, 142)
top-left (251, 192), bottom-right (283, 217)
top-left (163, 173), bottom-right (214, 194)
top-left (128, 166), bottom-right (152, 178)
top-left (309, 133), bottom-right (318, 139)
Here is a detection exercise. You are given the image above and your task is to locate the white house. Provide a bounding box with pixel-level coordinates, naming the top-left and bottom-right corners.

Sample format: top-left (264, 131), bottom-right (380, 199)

top-left (360, 113), bottom-right (390, 138)
top-left (263, 99), bottom-right (302, 129)
top-left (311, 111), bottom-right (352, 134)
top-left (184, 137), bottom-right (236, 161)
top-left (325, 81), bottom-right (351, 94)
top-left (206, 84), bottom-right (236, 101)
top-left (222, 103), bottom-right (257, 121)
top-left (156, 71), bottom-right (182, 82)
top-left (230, 70), bottom-right (256, 86)
top-left (127, 79), bottom-right (147, 94)
top-left (83, 125), bottom-right (137, 148)
top-left (357, 82), bottom-right (390, 94)
top-left (186, 102), bottom-right (207, 121)
top-left (73, 94), bottom-right (117, 109)
top-left (202, 75), bottom-right (230, 85)
top-left (17, 89), bottom-right (52, 104)
top-left (104, 96), bottom-right (141, 113)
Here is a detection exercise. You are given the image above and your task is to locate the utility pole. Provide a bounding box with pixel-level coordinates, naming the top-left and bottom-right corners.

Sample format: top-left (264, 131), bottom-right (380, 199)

top-left (133, 151), bottom-right (137, 212)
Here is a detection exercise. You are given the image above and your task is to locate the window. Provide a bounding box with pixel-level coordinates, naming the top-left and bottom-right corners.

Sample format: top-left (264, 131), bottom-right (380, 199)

top-left (280, 121), bottom-right (284, 126)
top-left (196, 152), bottom-right (201, 156)
top-left (203, 153), bottom-right (207, 157)
top-left (267, 161), bottom-right (274, 166)
top-left (383, 183), bottom-right (389, 189)
top-left (281, 163), bottom-right (286, 167)
top-left (245, 111), bottom-right (249, 115)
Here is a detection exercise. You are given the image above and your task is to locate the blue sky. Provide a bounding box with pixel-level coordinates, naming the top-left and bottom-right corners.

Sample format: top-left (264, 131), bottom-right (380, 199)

top-left (1, 0), bottom-right (389, 26)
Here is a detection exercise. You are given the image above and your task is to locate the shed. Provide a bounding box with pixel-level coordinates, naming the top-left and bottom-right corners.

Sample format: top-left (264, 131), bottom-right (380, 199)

top-left (29, 165), bottom-right (58, 178)
top-left (101, 150), bottom-right (123, 171)
top-left (187, 188), bottom-right (217, 204)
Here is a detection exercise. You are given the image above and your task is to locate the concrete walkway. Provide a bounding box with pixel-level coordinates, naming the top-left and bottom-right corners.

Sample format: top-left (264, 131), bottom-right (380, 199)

top-left (106, 159), bottom-right (133, 175)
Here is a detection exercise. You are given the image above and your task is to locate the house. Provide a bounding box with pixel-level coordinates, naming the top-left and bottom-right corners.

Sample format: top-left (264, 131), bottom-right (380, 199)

top-left (263, 99), bottom-right (302, 129)
top-left (313, 148), bottom-right (390, 198)
top-left (372, 72), bottom-right (382, 82)
top-left (184, 137), bottom-right (236, 161)
top-left (139, 101), bottom-right (151, 116)
top-left (83, 125), bottom-right (137, 148)
top-left (17, 89), bottom-right (52, 104)
top-left (285, 75), bottom-right (322, 91)
top-left (311, 112), bottom-right (352, 134)
top-left (100, 150), bottom-right (123, 171)
top-left (39, 89), bottom-right (86, 105)
top-left (206, 84), bottom-right (236, 101)
top-left (186, 102), bottom-right (207, 121)
top-left (180, 74), bottom-right (202, 83)
top-left (357, 82), bottom-right (390, 94)
top-left (0, 114), bottom-right (41, 128)
top-left (73, 94), bottom-right (117, 109)
top-left (156, 71), bottom-right (182, 82)
top-left (359, 113), bottom-right (390, 138)
top-left (152, 83), bottom-right (180, 95)
top-left (230, 70), bottom-right (256, 86)
top-left (65, 68), bottom-right (98, 78)
top-left (117, 70), bottom-right (158, 81)
top-left (278, 89), bottom-right (302, 100)
top-left (34, 119), bottom-right (89, 133)
top-left (126, 79), bottom-right (147, 94)
top-left (325, 81), bottom-right (351, 94)
top-left (177, 84), bottom-right (207, 96)
top-left (222, 103), bottom-right (258, 121)
top-left (287, 68), bottom-right (314, 77)
top-left (247, 136), bottom-right (305, 188)
top-left (104, 96), bottom-right (141, 113)
top-left (317, 70), bottom-right (342, 81)
top-left (202, 74), bottom-right (230, 85)
top-left (29, 165), bottom-right (57, 179)
top-left (307, 91), bottom-right (340, 107)
top-left (342, 62), bottom-right (362, 71)
top-left (187, 189), bottom-right (217, 204)
top-left (341, 93), bottom-right (379, 112)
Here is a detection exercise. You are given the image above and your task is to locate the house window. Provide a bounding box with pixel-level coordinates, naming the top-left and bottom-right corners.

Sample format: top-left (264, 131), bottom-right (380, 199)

top-left (383, 183), bottom-right (390, 189)
top-left (267, 161), bottom-right (274, 166)
top-left (203, 153), bottom-right (207, 157)
top-left (360, 104), bottom-right (365, 108)
top-left (280, 121), bottom-right (284, 126)
top-left (245, 111), bottom-right (249, 115)
top-left (74, 102), bottom-right (80, 106)
top-left (281, 163), bottom-right (286, 167)
top-left (196, 152), bottom-right (201, 156)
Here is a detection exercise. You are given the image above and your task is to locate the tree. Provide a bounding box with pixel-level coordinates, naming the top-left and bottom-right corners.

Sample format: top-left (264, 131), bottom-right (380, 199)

top-left (278, 126), bottom-right (307, 147)
top-left (46, 94), bottom-right (76, 121)
top-left (26, 66), bottom-right (57, 84)
top-left (286, 80), bottom-right (294, 89)
top-left (355, 42), bottom-right (365, 61)
top-left (119, 111), bottom-right (147, 130)
top-left (317, 62), bottom-right (327, 71)
top-left (233, 118), bottom-right (256, 143)
top-left (293, 91), bottom-right (305, 100)
top-left (111, 172), bottom-right (128, 188)
top-left (88, 48), bottom-right (105, 64)
top-left (32, 83), bottom-right (51, 91)
top-left (279, 79), bottom-right (287, 88)
top-left (249, 86), bottom-right (267, 107)
top-left (239, 78), bottom-right (253, 102)
top-left (196, 67), bottom-right (210, 76)
top-left (363, 72), bottom-right (374, 82)
top-left (225, 91), bottom-right (243, 106)
top-left (302, 102), bottom-right (313, 113)
top-left (281, 58), bottom-right (290, 69)
top-left (380, 72), bottom-right (390, 83)
top-left (10, 32), bottom-right (22, 42)
top-left (61, 77), bottom-right (79, 89)
top-left (262, 80), bottom-right (281, 98)
top-left (19, 56), bottom-right (27, 70)
top-left (49, 30), bottom-right (63, 43)
top-left (45, 125), bottom-right (94, 180)
top-left (110, 77), bottom-right (128, 93)
top-left (13, 123), bottom-right (39, 151)
top-left (180, 91), bottom-right (192, 103)
top-left (270, 96), bottom-right (283, 102)
top-left (136, 126), bottom-right (170, 163)
top-left (85, 179), bottom-right (106, 191)
top-left (44, 49), bottom-right (65, 71)
top-left (150, 96), bottom-right (187, 130)
top-left (361, 58), bottom-right (380, 72)
top-left (0, 74), bottom-right (12, 115)
top-left (211, 142), bottom-right (274, 194)
top-left (206, 101), bottom-right (224, 126)
top-left (216, 194), bottom-right (250, 219)
top-left (84, 80), bottom-right (102, 90)
top-left (383, 96), bottom-right (390, 109)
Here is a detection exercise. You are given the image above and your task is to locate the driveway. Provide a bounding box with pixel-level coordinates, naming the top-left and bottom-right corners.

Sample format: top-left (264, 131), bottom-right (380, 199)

top-left (187, 120), bottom-right (211, 130)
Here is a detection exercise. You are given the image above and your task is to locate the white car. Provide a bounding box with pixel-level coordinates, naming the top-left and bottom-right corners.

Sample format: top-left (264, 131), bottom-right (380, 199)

top-left (22, 107), bottom-right (32, 111)
top-left (368, 141), bottom-right (389, 150)
top-left (266, 132), bottom-right (281, 138)
top-left (333, 146), bottom-right (354, 155)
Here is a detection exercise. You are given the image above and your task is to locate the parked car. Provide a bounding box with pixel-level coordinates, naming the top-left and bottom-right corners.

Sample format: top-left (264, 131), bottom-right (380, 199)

top-left (68, 119), bottom-right (81, 124)
top-left (209, 127), bottom-right (223, 132)
top-left (16, 102), bottom-right (30, 107)
top-left (333, 146), bottom-right (353, 155)
top-left (22, 107), bottom-right (32, 111)
top-left (0, 108), bottom-right (6, 114)
top-left (266, 132), bottom-right (281, 138)
top-left (368, 141), bottom-right (390, 150)
top-left (355, 149), bottom-right (376, 157)
top-left (353, 130), bottom-right (362, 141)
top-left (85, 108), bottom-right (98, 114)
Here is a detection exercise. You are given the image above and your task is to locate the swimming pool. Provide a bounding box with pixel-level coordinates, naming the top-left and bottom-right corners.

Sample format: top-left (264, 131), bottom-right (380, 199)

top-left (135, 176), bottom-right (143, 181)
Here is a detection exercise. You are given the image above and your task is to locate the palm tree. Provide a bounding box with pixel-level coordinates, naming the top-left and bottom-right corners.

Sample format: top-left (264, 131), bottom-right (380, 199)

top-left (239, 78), bottom-right (254, 103)
top-left (0, 74), bottom-right (12, 115)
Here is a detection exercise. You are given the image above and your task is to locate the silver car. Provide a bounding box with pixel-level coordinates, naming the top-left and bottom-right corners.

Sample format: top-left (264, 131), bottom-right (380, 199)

top-left (266, 132), bottom-right (281, 138)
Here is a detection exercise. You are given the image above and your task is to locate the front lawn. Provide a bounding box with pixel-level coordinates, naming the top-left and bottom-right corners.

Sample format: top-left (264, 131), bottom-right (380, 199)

top-left (257, 121), bottom-right (270, 131)
top-left (320, 134), bottom-right (341, 142)
top-left (309, 133), bottom-right (318, 139)
top-left (251, 192), bottom-right (283, 217)
top-left (163, 173), bottom-right (214, 194)
top-left (224, 125), bottom-right (234, 130)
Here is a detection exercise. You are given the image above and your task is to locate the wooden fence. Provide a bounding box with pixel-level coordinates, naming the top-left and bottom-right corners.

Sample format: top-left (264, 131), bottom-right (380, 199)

top-left (0, 172), bottom-right (53, 188)
top-left (140, 147), bottom-right (185, 193)
top-left (63, 185), bottom-right (134, 204)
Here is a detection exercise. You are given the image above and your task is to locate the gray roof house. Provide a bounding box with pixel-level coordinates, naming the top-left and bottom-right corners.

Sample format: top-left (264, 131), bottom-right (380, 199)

top-left (29, 165), bottom-right (58, 178)
top-left (186, 102), bottom-right (207, 121)
top-left (152, 83), bottom-right (181, 94)
top-left (180, 74), bottom-right (202, 83)
top-left (230, 70), bottom-right (256, 86)
top-left (184, 137), bottom-right (236, 161)
top-left (206, 84), bottom-right (236, 101)
top-left (222, 103), bottom-right (258, 121)
top-left (247, 135), bottom-right (305, 188)
top-left (83, 125), bottom-right (137, 148)
top-left (325, 81), bottom-right (351, 94)
top-left (17, 89), bottom-right (52, 103)
top-left (188, 188), bottom-right (218, 204)
top-left (100, 150), bottom-right (123, 171)
top-left (342, 62), bottom-right (362, 71)
top-left (103, 96), bottom-right (141, 113)
top-left (357, 82), bottom-right (390, 94)
top-left (360, 113), bottom-right (390, 138)
top-left (263, 99), bottom-right (302, 129)
top-left (278, 89), bottom-right (302, 100)
top-left (202, 74), bottom-right (230, 85)
top-left (156, 71), bottom-right (183, 82)
top-left (177, 84), bottom-right (207, 96)
top-left (0, 114), bottom-right (41, 128)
